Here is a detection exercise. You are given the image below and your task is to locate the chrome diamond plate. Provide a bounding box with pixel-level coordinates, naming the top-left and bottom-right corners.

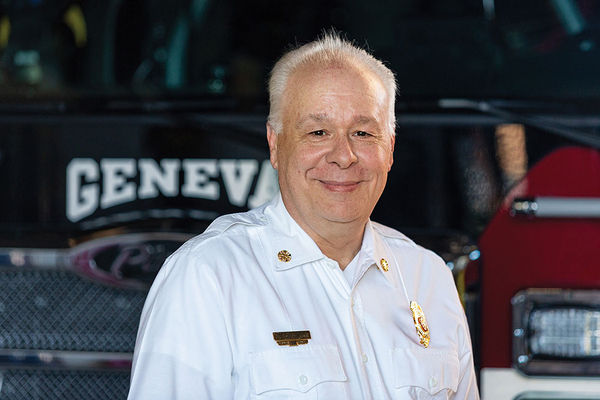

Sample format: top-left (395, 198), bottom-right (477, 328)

top-left (0, 370), bottom-right (130, 400)
top-left (0, 270), bottom-right (146, 352)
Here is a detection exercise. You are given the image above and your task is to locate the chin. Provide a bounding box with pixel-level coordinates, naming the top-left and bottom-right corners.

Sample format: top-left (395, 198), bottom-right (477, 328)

top-left (321, 208), bottom-right (366, 224)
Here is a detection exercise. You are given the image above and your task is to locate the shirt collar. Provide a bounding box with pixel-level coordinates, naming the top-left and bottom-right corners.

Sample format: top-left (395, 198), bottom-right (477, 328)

top-left (264, 193), bottom-right (326, 271)
top-left (345, 221), bottom-right (395, 287)
top-left (264, 193), bottom-right (396, 286)
top-left (368, 222), bottom-right (397, 287)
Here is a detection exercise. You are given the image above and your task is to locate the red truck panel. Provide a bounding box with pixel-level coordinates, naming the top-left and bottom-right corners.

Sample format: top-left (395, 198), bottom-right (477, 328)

top-left (478, 146), bottom-right (600, 368)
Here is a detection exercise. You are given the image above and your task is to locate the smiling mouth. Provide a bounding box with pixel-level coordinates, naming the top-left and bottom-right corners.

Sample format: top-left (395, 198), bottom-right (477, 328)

top-left (319, 180), bottom-right (361, 192)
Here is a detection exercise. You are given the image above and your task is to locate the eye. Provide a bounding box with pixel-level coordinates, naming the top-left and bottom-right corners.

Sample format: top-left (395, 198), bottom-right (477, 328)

top-left (309, 130), bottom-right (326, 136)
top-left (354, 131), bottom-right (372, 137)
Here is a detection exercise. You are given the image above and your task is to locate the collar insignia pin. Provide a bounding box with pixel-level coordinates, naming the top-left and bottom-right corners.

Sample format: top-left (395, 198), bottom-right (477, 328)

top-left (410, 301), bottom-right (430, 348)
top-left (380, 258), bottom-right (389, 272)
top-left (277, 250), bottom-right (291, 262)
top-left (273, 330), bottom-right (311, 346)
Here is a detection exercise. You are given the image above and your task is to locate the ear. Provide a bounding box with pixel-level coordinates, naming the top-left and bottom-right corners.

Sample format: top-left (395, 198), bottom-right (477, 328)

top-left (266, 123), bottom-right (279, 170)
top-left (388, 134), bottom-right (395, 171)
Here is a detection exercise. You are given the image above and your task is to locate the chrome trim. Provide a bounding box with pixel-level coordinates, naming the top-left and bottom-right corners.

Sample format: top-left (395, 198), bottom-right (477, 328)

top-left (0, 349), bottom-right (132, 371)
top-left (511, 199), bottom-right (538, 216)
top-left (481, 367), bottom-right (600, 400)
top-left (514, 391), bottom-right (600, 400)
top-left (512, 197), bottom-right (600, 218)
top-left (0, 232), bottom-right (193, 290)
top-left (512, 289), bottom-right (600, 376)
top-left (0, 248), bottom-right (66, 270)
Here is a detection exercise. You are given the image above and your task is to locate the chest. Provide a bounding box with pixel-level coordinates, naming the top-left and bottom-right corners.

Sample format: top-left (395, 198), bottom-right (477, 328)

top-left (224, 260), bottom-right (421, 352)
top-left (214, 256), bottom-right (462, 399)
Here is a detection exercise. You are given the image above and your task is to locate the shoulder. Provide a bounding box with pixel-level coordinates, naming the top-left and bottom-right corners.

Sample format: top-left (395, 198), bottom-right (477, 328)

top-left (184, 209), bottom-right (267, 252)
top-left (153, 208), bottom-right (269, 290)
top-left (371, 221), bottom-right (416, 245)
top-left (174, 207), bottom-right (268, 262)
top-left (192, 208), bottom-right (265, 242)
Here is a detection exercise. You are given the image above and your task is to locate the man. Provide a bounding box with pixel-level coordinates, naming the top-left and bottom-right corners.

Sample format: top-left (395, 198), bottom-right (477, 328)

top-left (128, 33), bottom-right (479, 399)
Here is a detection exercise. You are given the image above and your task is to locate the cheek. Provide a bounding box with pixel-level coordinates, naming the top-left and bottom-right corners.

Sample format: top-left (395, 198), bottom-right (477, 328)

top-left (358, 148), bottom-right (392, 171)
top-left (294, 148), bottom-right (327, 172)
top-left (376, 144), bottom-right (395, 171)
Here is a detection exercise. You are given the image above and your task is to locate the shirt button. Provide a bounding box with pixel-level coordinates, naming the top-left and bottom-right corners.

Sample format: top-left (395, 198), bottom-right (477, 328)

top-left (351, 297), bottom-right (355, 306)
top-left (328, 262), bottom-right (336, 270)
top-left (298, 375), bottom-right (308, 385)
top-left (361, 353), bottom-right (368, 363)
top-left (429, 376), bottom-right (437, 388)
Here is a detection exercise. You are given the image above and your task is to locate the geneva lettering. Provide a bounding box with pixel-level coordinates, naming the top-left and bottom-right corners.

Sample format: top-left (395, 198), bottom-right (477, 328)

top-left (66, 158), bottom-right (278, 222)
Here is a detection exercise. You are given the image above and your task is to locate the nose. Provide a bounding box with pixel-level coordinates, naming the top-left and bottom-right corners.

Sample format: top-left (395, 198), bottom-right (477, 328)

top-left (326, 134), bottom-right (358, 168)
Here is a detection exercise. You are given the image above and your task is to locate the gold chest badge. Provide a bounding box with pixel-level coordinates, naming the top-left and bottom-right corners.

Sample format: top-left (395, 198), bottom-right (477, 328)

top-left (410, 301), bottom-right (430, 348)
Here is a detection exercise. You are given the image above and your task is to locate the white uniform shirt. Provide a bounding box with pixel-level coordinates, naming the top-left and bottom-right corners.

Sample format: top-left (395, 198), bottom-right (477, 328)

top-left (128, 194), bottom-right (479, 399)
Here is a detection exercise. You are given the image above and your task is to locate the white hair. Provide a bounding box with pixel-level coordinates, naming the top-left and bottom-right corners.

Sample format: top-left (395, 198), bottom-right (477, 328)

top-left (268, 32), bottom-right (397, 135)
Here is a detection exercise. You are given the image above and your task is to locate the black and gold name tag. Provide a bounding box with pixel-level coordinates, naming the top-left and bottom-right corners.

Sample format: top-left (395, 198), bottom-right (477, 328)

top-left (273, 330), bottom-right (311, 346)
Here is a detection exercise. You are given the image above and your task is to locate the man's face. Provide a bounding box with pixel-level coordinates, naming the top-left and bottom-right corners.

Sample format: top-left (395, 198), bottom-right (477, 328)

top-left (267, 64), bottom-right (395, 234)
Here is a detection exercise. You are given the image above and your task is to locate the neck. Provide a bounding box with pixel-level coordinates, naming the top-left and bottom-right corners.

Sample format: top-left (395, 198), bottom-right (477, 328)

top-left (296, 216), bottom-right (367, 270)
top-left (315, 229), bottom-right (364, 270)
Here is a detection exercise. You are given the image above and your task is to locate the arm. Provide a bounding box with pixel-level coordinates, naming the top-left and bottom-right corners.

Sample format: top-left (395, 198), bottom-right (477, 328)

top-left (128, 248), bottom-right (234, 400)
top-left (452, 312), bottom-right (480, 400)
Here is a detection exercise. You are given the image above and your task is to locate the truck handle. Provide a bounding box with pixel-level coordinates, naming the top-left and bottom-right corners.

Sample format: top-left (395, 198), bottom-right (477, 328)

top-left (512, 197), bottom-right (600, 218)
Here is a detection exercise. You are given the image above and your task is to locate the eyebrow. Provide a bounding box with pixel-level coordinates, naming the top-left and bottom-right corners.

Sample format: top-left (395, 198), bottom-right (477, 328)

top-left (352, 115), bottom-right (379, 126)
top-left (295, 114), bottom-right (380, 130)
top-left (295, 114), bottom-right (329, 130)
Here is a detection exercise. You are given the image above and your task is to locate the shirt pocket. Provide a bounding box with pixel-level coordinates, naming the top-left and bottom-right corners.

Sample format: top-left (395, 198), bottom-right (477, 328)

top-left (392, 347), bottom-right (459, 400)
top-left (249, 344), bottom-right (348, 399)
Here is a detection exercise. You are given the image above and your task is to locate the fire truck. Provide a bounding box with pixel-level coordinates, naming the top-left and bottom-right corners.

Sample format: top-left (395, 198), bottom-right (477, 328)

top-left (465, 146), bottom-right (600, 399)
top-left (2, 0), bottom-right (600, 398)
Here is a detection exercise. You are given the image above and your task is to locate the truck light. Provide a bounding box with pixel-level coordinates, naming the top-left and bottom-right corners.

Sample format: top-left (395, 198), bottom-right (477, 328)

top-left (512, 289), bottom-right (600, 376)
top-left (529, 308), bottom-right (600, 358)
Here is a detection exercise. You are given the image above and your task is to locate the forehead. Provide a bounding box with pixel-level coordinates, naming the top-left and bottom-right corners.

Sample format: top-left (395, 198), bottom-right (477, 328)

top-left (283, 63), bottom-right (388, 110)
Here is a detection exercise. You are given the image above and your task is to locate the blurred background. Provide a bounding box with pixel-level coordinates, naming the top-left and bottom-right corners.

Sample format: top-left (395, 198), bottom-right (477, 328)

top-left (0, 0), bottom-right (599, 399)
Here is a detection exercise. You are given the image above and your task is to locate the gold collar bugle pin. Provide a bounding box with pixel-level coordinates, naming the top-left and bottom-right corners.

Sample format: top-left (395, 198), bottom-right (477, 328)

top-left (410, 301), bottom-right (430, 348)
